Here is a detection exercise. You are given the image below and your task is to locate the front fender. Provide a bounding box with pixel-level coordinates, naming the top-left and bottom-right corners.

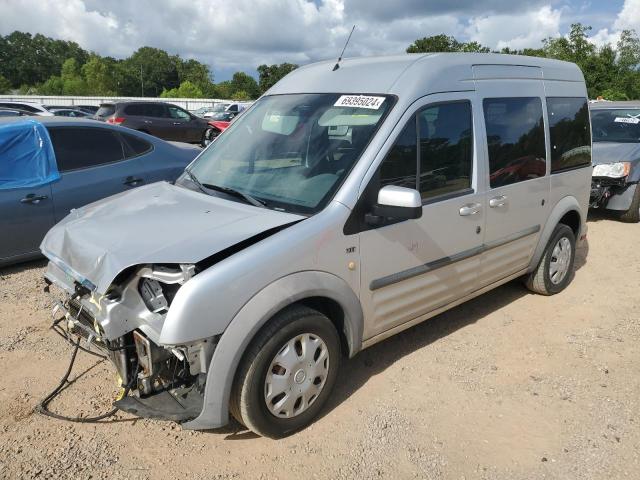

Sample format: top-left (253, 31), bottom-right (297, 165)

top-left (182, 270), bottom-right (363, 430)
top-left (528, 195), bottom-right (584, 272)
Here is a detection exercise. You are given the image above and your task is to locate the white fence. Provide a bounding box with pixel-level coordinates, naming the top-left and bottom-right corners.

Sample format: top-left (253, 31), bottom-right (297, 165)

top-left (0, 95), bottom-right (234, 111)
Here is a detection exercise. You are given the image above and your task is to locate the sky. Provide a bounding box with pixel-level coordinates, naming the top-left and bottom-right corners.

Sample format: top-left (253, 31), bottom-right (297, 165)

top-left (0, 0), bottom-right (638, 81)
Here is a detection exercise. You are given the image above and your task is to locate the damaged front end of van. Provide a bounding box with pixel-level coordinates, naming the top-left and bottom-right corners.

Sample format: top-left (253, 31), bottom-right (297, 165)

top-left (41, 180), bottom-right (303, 422)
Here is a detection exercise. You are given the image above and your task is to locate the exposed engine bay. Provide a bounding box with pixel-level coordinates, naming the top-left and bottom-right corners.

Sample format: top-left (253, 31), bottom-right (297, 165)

top-left (46, 262), bottom-right (216, 422)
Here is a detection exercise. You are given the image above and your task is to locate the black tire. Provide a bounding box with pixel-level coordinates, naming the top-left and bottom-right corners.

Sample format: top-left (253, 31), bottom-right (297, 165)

top-left (619, 184), bottom-right (640, 223)
top-left (230, 305), bottom-right (341, 438)
top-left (525, 224), bottom-right (576, 295)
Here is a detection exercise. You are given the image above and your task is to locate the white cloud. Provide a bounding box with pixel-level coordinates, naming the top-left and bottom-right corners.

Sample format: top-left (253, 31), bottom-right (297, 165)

top-left (0, 0), bottom-right (634, 77)
top-left (613, 0), bottom-right (640, 31)
top-left (465, 5), bottom-right (562, 50)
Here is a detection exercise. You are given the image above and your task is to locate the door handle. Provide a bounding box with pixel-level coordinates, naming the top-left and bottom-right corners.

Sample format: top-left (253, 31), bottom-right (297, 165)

top-left (143, 120), bottom-right (152, 124)
top-left (489, 195), bottom-right (508, 208)
top-left (123, 176), bottom-right (143, 187)
top-left (20, 194), bottom-right (48, 204)
top-left (459, 202), bottom-right (482, 216)
top-left (172, 122), bottom-right (183, 125)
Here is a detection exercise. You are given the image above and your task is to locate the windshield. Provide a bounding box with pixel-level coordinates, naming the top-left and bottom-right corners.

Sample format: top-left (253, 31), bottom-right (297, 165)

top-left (188, 93), bottom-right (393, 214)
top-left (591, 108), bottom-right (640, 143)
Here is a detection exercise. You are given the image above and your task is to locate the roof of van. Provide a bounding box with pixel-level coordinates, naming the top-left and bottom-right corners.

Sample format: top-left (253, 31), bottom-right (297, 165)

top-left (268, 53), bottom-right (584, 98)
top-left (590, 100), bottom-right (640, 109)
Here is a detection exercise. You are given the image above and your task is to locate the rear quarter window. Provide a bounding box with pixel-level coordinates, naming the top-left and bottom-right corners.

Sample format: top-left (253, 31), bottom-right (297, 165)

top-left (124, 104), bottom-right (145, 116)
top-left (547, 97), bottom-right (591, 173)
top-left (121, 132), bottom-right (153, 158)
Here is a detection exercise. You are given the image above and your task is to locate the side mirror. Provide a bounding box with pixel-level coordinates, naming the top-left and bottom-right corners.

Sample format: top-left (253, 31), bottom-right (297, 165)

top-left (365, 185), bottom-right (422, 226)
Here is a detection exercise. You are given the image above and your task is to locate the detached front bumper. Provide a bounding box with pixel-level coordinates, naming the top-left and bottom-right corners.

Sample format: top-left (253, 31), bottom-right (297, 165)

top-left (590, 178), bottom-right (637, 211)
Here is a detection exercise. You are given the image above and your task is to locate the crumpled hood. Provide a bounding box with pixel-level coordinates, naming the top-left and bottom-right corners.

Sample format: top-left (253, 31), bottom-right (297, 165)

top-left (40, 181), bottom-right (303, 293)
top-left (592, 142), bottom-right (640, 166)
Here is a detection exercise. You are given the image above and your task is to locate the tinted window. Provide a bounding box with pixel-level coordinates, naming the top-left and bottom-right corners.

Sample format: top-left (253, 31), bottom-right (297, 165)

top-left (379, 119), bottom-right (417, 189)
top-left (418, 102), bottom-right (472, 200)
top-left (168, 105), bottom-right (191, 120)
top-left (547, 97), bottom-right (591, 172)
top-left (48, 127), bottom-right (124, 171)
top-left (0, 103), bottom-right (39, 112)
top-left (591, 108), bottom-right (640, 144)
top-left (121, 133), bottom-right (153, 158)
top-left (144, 104), bottom-right (166, 117)
top-left (124, 104), bottom-right (144, 116)
top-left (484, 97), bottom-right (546, 188)
top-left (96, 104), bottom-right (116, 116)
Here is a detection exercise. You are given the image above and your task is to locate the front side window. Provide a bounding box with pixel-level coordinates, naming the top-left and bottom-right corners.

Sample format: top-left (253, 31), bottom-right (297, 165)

top-left (591, 108), bottom-right (640, 144)
top-left (378, 101), bottom-right (473, 200)
top-left (484, 97), bottom-right (546, 188)
top-left (48, 127), bottom-right (124, 171)
top-left (547, 97), bottom-right (591, 172)
top-left (418, 102), bottom-right (472, 200)
top-left (168, 106), bottom-right (191, 120)
top-left (188, 93), bottom-right (393, 214)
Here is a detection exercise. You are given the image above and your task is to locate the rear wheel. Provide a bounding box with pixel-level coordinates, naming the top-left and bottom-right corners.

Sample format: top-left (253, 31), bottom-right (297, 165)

top-left (230, 305), bottom-right (341, 438)
top-left (525, 224), bottom-right (576, 295)
top-left (619, 184), bottom-right (640, 223)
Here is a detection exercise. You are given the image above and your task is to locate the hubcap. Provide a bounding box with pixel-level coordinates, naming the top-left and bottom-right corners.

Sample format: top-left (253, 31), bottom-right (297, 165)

top-left (264, 333), bottom-right (329, 419)
top-left (549, 236), bottom-right (572, 285)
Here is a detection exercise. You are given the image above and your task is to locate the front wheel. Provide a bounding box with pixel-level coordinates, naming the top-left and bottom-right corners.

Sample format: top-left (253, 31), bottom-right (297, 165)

top-left (230, 305), bottom-right (341, 438)
top-left (525, 224), bottom-right (576, 295)
top-left (201, 127), bottom-right (217, 147)
top-left (619, 184), bottom-right (640, 223)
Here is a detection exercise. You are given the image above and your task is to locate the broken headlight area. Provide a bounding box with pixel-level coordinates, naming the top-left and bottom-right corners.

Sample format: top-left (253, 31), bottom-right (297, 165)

top-left (47, 262), bottom-right (214, 422)
top-left (590, 177), bottom-right (628, 208)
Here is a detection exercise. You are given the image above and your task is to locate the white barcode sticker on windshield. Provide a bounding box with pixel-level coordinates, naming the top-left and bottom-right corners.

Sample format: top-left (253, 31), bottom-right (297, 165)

top-left (334, 95), bottom-right (385, 110)
top-left (614, 116), bottom-right (640, 124)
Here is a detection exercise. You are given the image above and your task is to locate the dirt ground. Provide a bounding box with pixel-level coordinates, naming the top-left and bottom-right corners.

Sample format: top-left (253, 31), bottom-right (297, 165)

top-left (0, 213), bottom-right (638, 480)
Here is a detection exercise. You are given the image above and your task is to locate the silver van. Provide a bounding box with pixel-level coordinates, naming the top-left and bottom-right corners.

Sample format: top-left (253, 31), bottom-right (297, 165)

top-left (41, 54), bottom-right (592, 438)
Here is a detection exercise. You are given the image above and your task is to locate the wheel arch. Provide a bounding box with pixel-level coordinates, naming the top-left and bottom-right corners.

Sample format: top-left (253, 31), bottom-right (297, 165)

top-left (528, 195), bottom-right (584, 272)
top-left (182, 270), bottom-right (363, 430)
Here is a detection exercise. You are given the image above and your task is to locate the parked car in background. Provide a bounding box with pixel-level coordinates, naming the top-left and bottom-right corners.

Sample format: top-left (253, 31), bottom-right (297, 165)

top-left (41, 54), bottom-right (591, 438)
top-left (94, 101), bottom-right (215, 147)
top-left (589, 100), bottom-right (640, 222)
top-left (49, 108), bottom-right (92, 118)
top-left (0, 101), bottom-right (53, 116)
top-left (191, 106), bottom-right (217, 118)
top-left (0, 108), bottom-right (35, 117)
top-left (0, 117), bottom-right (200, 266)
top-left (45, 105), bottom-right (100, 115)
top-left (207, 110), bottom-right (240, 138)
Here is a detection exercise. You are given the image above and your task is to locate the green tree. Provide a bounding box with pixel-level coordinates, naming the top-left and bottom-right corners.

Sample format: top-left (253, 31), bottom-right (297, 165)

top-left (82, 55), bottom-right (117, 95)
top-left (0, 74), bottom-right (11, 94)
top-left (257, 63), bottom-right (298, 93)
top-left (229, 72), bottom-right (260, 99)
top-left (125, 47), bottom-right (180, 97)
top-left (59, 58), bottom-right (88, 95)
top-left (406, 34), bottom-right (490, 53)
top-left (160, 80), bottom-right (205, 98)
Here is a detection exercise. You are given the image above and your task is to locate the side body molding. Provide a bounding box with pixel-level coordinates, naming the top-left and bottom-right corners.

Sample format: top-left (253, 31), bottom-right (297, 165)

top-left (528, 195), bottom-right (583, 272)
top-left (182, 270), bottom-right (364, 430)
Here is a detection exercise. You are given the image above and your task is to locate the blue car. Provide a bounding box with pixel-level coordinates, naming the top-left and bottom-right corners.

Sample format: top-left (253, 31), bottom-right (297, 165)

top-left (0, 117), bottom-right (201, 266)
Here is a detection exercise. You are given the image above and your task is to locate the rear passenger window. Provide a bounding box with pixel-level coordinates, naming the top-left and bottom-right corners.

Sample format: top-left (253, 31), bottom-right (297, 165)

top-left (121, 133), bottom-right (153, 158)
top-left (48, 127), bottom-right (124, 171)
top-left (124, 104), bottom-right (144, 116)
top-left (145, 104), bottom-right (166, 117)
top-left (379, 119), bottom-right (417, 189)
top-left (547, 97), bottom-right (591, 172)
top-left (483, 97), bottom-right (546, 188)
top-left (418, 102), bottom-right (472, 200)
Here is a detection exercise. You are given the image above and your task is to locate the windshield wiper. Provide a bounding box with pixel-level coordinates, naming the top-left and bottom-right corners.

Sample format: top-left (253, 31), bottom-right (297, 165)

top-left (183, 169), bottom-right (208, 195)
top-left (201, 183), bottom-right (267, 208)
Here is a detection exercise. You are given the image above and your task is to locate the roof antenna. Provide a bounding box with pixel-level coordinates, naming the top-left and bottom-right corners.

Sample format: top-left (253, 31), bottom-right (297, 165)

top-left (333, 25), bottom-right (356, 71)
